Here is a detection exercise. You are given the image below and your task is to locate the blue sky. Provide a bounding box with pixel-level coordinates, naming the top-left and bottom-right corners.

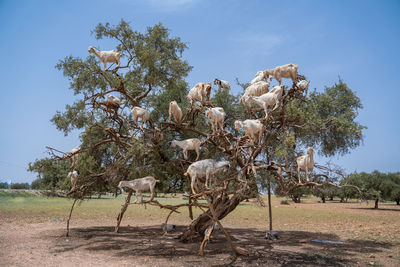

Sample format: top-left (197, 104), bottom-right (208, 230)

top-left (0, 0), bottom-right (399, 183)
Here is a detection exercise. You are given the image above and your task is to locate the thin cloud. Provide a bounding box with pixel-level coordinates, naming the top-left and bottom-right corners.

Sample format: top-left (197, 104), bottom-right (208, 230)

top-left (232, 33), bottom-right (284, 56)
top-left (144, 0), bottom-right (198, 11)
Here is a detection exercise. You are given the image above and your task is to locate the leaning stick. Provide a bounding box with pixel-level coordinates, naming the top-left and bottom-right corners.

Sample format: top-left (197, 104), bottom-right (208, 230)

top-left (115, 189), bottom-right (133, 233)
top-left (66, 199), bottom-right (77, 237)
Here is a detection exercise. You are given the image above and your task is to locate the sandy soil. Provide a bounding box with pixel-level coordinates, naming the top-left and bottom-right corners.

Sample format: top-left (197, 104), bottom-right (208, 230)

top-left (0, 215), bottom-right (399, 267)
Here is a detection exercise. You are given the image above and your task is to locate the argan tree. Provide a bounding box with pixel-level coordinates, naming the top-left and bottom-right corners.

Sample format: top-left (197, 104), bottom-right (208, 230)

top-left (32, 20), bottom-right (365, 255)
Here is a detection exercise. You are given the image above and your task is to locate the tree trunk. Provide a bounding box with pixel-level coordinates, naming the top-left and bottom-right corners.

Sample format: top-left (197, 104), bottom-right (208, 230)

top-left (321, 195), bottom-right (326, 203)
top-left (179, 193), bottom-right (245, 242)
top-left (329, 196), bottom-right (333, 201)
top-left (374, 198), bottom-right (379, 209)
top-left (292, 196), bottom-right (301, 203)
top-left (396, 199), bottom-right (400, 205)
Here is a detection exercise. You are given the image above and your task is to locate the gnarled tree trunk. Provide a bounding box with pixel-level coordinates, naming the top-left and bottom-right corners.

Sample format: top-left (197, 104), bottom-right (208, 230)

top-left (179, 192), bottom-right (245, 242)
top-left (374, 198), bottom-right (379, 209)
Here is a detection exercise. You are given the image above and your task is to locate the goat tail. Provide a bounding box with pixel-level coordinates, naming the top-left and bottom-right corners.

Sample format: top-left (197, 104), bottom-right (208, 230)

top-left (155, 179), bottom-right (161, 183)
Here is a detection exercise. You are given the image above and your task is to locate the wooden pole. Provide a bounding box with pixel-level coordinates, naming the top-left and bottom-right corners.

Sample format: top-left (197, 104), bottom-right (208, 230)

top-left (267, 175), bottom-right (272, 231)
top-left (265, 174), bottom-right (279, 240)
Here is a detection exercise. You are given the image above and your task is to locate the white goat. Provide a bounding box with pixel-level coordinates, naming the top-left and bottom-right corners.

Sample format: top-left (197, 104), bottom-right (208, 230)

top-left (205, 107), bottom-right (226, 134)
top-left (88, 46), bottom-right (123, 71)
top-left (250, 70), bottom-right (268, 84)
top-left (296, 80), bottom-right (310, 95)
top-left (296, 147), bottom-right (315, 183)
top-left (107, 94), bottom-right (121, 105)
top-left (68, 170), bottom-right (78, 189)
top-left (68, 146), bottom-right (81, 170)
top-left (234, 119), bottom-right (263, 145)
top-left (168, 101), bottom-right (183, 123)
top-left (117, 176), bottom-right (160, 203)
top-left (247, 85), bottom-right (284, 118)
top-left (263, 63), bottom-right (299, 85)
top-left (131, 107), bottom-right (149, 126)
top-left (171, 138), bottom-right (202, 160)
top-left (186, 82), bottom-right (212, 105)
top-left (184, 159), bottom-right (230, 194)
top-left (240, 81), bottom-right (270, 106)
top-left (213, 78), bottom-right (230, 90)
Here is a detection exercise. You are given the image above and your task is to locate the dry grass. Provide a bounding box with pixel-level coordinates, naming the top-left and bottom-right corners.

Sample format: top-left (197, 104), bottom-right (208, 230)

top-left (1, 192), bottom-right (399, 266)
top-left (1, 193), bottom-right (399, 242)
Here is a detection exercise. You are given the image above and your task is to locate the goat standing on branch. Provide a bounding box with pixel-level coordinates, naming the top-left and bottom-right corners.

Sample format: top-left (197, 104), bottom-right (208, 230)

top-left (247, 85), bottom-right (284, 118)
top-left (131, 107), bottom-right (149, 126)
top-left (186, 82), bottom-right (212, 105)
top-left (171, 138), bottom-right (202, 161)
top-left (296, 80), bottom-right (310, 96)
top-left (68, 170), bottom-right (78, 190)
top-left (168, 101), bottom-right (183, 123)
top-left (263, 63), bottom-right (299, 85)
top-left (250, 70), bottom-right (268, 84)
top-left (88, 46), bottom-right (122, 71)
top-left (213, 78), bottom-right (230, 90)
top-left (296, 147), bottom-right (315, 183)
top-left (240, 81), bottom-right (270, 106)
top-left (117, 176), bottom-right (160, 203)
top-left (67, 146), bottom-right (81, 170)
top-left (107, 94), bottom-right (121, 106)
top-left (234, 119), bottom-right (264, 145)
top-left (205, 107), bottom-right (226, 134)
top-left (184, 159), bottom-right (230, 194)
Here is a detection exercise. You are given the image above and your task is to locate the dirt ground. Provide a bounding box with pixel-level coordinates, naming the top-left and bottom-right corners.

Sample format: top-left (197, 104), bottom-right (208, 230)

top-left (0, 200), bottom-right (399, 266)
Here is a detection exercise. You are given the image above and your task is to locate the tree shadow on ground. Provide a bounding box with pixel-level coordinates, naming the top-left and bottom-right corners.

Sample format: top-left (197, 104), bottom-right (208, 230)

top-left (347, 207), bottom-right (400, 212)
top-left (45, 225), bottom-right (397, 266)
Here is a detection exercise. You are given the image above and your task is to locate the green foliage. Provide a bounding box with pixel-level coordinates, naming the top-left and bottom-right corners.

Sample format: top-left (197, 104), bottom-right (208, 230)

top-left (345, 171), bottom-right (400, 204)
top-left (28, 158), bottom-right (70, 190)
top-left (287, 79), bottom-right (366, 156)
top-left (10, 183), bottom-right (30, 189)
top-left (275, 180), bottom-right (312, 203)
top-left (0, 190), bottom-right (37, 198)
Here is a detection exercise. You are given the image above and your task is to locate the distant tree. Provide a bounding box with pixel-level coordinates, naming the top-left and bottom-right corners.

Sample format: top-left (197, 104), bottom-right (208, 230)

top-left (392, 187), bottom-right (400, 205)
top-left (310, 173), bottom-right (341, 203)
top-left (28, 158), bottom-right (70, 190)
top-left (289, 187), bottom-right (310, 203)
top-left (31, 179), bottom-right (43, 190)
top-left (346, 171), bottom-right (400, 208)
top-left (0, 182), bottom-right (9, 189)
top-left (384, 172), bottom-right (400, 205)
top-left (312, 185), bottom-right (341, 203)
top-left (10, 183), bottom-right (30, 189)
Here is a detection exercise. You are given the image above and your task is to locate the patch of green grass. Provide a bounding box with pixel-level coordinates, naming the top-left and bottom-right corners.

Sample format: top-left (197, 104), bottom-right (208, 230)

top-left (0, 190), bottom-right (37, 198)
